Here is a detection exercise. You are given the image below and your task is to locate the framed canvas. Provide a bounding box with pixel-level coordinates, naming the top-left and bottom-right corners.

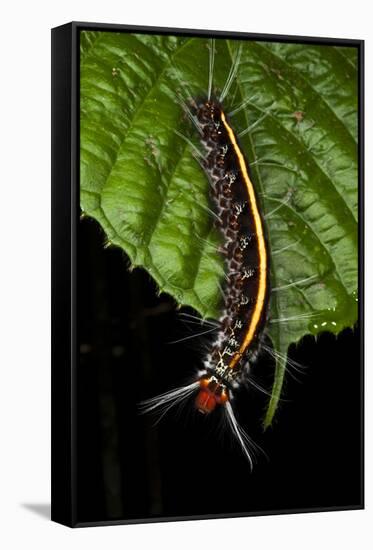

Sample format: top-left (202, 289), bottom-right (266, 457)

top-left (51, 21), bottom-right (364, 527)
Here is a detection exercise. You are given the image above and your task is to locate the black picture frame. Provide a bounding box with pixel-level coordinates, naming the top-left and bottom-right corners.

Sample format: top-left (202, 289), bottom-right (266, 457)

top-left (52, 21), bottom-right (364, 528)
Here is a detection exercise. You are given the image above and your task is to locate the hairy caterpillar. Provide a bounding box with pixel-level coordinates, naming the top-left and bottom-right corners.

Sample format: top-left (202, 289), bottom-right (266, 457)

top-left (192, 100), bottom-right (270, 400)
top-left (140, 40), bottom-right (298, 468)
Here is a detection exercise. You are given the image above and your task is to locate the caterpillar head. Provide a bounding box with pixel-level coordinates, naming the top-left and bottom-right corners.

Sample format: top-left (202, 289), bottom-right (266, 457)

top-left (195, 375), bottom-right (229, 414)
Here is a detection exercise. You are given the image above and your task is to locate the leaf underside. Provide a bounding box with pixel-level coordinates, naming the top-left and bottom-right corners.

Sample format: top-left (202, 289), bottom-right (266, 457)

top-left (80, 31), bottom-right (358, 427)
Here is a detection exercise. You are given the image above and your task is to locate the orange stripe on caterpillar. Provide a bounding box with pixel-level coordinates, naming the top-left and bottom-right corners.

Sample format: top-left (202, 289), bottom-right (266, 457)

top-left (219, 111), bottom-right (268, 369)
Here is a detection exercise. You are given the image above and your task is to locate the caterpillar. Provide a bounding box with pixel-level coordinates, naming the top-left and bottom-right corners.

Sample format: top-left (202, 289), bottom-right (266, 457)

top-left (140, 41), bottom-right (272, 468)
top-left (193, 101), bottom-right (270, 410)
top-left (140, 108), bottom-right (270, 467)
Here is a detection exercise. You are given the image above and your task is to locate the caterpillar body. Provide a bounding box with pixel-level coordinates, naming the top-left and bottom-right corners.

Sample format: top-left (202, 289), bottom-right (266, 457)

top-left (193, 100), bottom-right (270, 413)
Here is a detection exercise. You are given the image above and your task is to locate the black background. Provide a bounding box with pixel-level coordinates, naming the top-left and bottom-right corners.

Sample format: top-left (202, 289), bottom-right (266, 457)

top-left (77, 216), bottom-right (362, 524)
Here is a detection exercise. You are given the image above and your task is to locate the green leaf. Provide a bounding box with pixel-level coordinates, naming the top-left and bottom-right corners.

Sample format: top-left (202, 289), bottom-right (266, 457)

top-left (80, 32), bottom-right (358, 426)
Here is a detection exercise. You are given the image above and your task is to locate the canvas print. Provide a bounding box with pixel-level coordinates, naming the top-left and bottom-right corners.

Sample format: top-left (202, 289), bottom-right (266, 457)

top-left (76, 28), bottom-right (361, 524)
